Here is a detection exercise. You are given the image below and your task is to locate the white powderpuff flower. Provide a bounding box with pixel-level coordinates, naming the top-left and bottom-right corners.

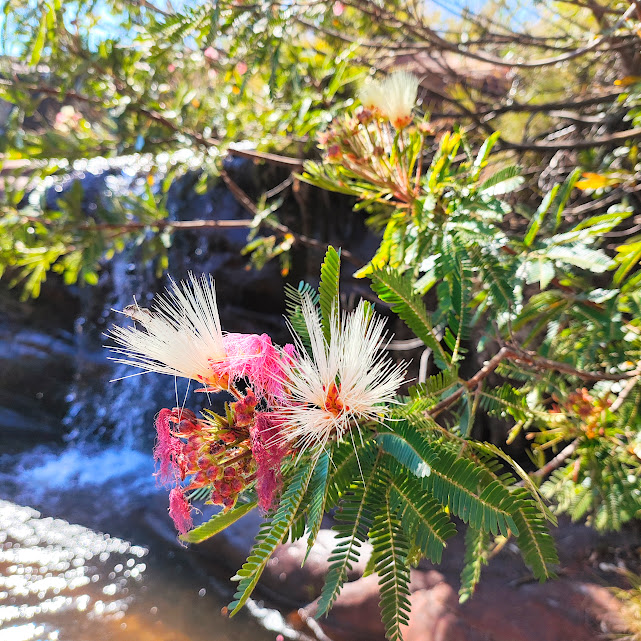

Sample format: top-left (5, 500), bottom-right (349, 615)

top-left (108, 273), bottom-right (226, 384)
top-left (359, 71), bottom-right (419, 129)
top-left (358, 78), bottom-right (387, 112)
top-left (277, 296), bottom-right (407, 454)
top-left (381, 71), bottom-right (419, 129)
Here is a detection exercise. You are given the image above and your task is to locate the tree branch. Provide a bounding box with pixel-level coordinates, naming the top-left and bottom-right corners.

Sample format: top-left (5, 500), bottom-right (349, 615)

top-left (427, 345), bottom-right (638, 417)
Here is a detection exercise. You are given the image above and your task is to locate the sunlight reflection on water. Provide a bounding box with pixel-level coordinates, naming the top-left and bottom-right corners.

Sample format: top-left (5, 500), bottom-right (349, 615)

top-left (0, 500), bottom-right (275, 641)
top-left (0, 500), bottom-right (146, 641)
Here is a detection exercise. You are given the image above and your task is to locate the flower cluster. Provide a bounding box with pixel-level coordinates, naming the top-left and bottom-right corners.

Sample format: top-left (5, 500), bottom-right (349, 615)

top-left (109, 274), bottom-right (405, 535)
top-left (549, 388), bottom-right (612, 439)
top-left (315, 70), bottom-right (427, 209)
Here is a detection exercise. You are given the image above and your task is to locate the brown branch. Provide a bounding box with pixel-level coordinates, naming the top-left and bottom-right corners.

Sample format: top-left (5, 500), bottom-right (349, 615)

top-left (21, 216), bottom-right (255, 232)
top-left (507, 348), bottom-right (639, 381)
top-left (530, 439), bottom-right (580, 479)
top-left (226, 147), bottom-right (304, 170)
top-left (428, 345), bottom-right (638, 417)
top-left (430, 92), bottom-right (624, 120)
top-left (429, 347), bottom-right (511, 415)
top-left (611, 369), bottom-right (641, 412)
top-left (499, 127), bottom-right (641, 152)
top-left (343, 0), bottom-right (636, 69)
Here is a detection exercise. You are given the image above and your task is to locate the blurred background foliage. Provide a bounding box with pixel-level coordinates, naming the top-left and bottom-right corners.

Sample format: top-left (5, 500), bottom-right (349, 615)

top-left (1, 0), bottom-right (640, 295)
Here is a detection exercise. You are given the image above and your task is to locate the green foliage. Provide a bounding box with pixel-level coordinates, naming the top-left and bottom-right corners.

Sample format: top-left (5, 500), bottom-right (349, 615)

top-left (459, 527), bottom-right (489, 603)
top-left (319, 246), bottom-right (341, 342)
top-left (541, 442), bottom-right (641, 532)
top-left (370, 485), bottom-right (412, 641)
top-left (317, 446), bottom-right (380, 617)
top-left (303, 450), bottom-right (331, 561)
top-left (230, 461), bottom-right (314, 614)
top-left (370, 268), bottom-right (451, 370)
top-left (386, 464), bottom-right (456, 564)
top-left (511, 489), bottom-right (559, 581)
top-left (284, 281), bottom-right (319, 354)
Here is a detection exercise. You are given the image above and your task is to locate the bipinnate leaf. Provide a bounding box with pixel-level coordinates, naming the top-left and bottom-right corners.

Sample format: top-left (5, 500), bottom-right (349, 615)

top-left (319, 246), bottom-right (341, 343)
top-left (317, 448), bottom-right (380, 617)
top-left (370, 491), bottom-right (412, 641)
top-left (370, 268), bottom-right (451, 370)
top-left (180, 500), bottom-right (257, 544)
top-left (458, 526), bottom-right (489, 603)
top-left (228, 462), bottom-right (313, 615)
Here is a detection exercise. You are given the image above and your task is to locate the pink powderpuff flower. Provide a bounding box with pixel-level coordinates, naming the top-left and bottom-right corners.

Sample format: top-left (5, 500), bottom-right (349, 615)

top-left (154, 408), bottom-right (184, 485)
top-left (203, 46), bottom-right (217, 60)
top-left (250, 413), bottom-right (289, 512)
top-left (235, 61), bottom-right (248, 75)
top-left (217, 333), bottom-right (294, 402)
top-left (168, 487), bottom-right (193, 535)
top-left (332, 1), bottom-right (344, 16)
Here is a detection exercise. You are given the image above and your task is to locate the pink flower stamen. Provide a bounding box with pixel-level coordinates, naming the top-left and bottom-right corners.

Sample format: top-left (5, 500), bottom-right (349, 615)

top-left (250, 412), bottom-right (288, 512)
top-left (168, 487), bottom-right (193, 535)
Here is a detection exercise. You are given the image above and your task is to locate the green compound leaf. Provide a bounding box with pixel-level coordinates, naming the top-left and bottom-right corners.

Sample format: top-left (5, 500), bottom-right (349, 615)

top-left (229, 462), bottom-right (314, 616)
top-left (511, 489), bottom-right (559, 581)
top-left (317, 448), bottom-right (380, 618)
top-left (387, 467), bottom-right (456, 564)
top-left (304, 450), bottom-right (331, 561)
top-left (180, 500), bottom-right (257, 544)
top-left (375, 422), bottom-right (438, 479)
top-left (370, 267), bottom-right (451, 370)
top-left (370, 491), bottom-right (412, 641)
top-left (459, 526), bottom-right (489, 603)
top-left (319, 246), bottom-right (341, 343)
top-left (425, 449), bottom-right (520, 537)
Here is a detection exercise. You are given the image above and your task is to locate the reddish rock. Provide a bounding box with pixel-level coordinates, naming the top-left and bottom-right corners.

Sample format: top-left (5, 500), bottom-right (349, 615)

top-left (303, 574), bottom-right (386, 641)
top-left (145, 497), bottom-right (630, 641)
top-left (406, 586), bottom-right (483, 641)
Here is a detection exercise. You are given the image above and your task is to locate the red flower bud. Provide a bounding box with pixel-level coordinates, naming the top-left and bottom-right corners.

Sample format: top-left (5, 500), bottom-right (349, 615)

top-left (218, 481), bottom-right (232, 498)
top-left (222, 496), bottom-right (237, 510)
top-left (206, 465), bottom-right (222, 480)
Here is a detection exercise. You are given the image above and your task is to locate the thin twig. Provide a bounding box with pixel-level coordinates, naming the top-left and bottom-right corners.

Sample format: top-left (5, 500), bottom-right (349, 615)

top-left (427, 345), bottom-right (638, 417)
top-left (530, 439), bottom-right (580, 479)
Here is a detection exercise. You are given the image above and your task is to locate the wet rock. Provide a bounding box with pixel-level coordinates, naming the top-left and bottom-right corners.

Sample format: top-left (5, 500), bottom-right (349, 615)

top-left (0, 323), bottom-right (75, 439)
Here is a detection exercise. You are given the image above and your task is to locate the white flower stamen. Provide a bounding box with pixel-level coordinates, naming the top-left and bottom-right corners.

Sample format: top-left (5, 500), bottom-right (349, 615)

top-left (108, 273), bottom-right (226, 384)
top-left (277, 296), bottom-right (407, 454)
